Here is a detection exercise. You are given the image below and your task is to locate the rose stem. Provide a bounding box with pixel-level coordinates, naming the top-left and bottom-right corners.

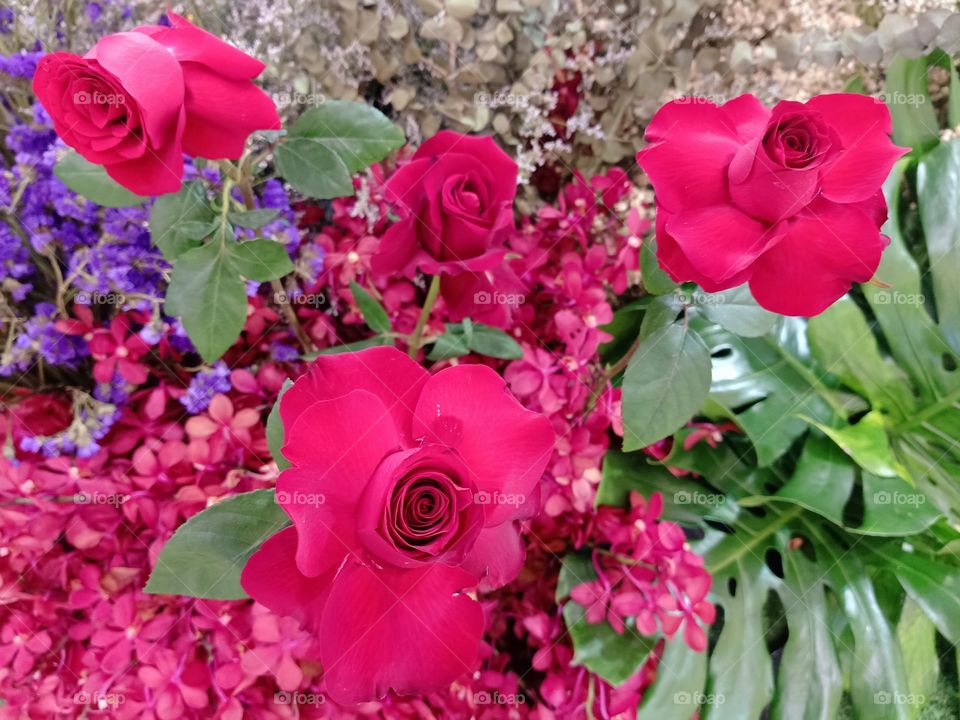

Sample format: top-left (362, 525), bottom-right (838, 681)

top-left (408, 274), bottom-right (441, 359)
top-left (234, 160), bottom-right (316, 355)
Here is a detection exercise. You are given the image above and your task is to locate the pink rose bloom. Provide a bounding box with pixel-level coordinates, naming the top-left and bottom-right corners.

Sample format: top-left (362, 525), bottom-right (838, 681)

top-left (372, 130), bottom-right (518, 276)
top-left (637, 94), bottom-right (908, 316)
top-left (32, 13), bottom-right (279, 196)
top-left (241, 346), bottom-right (553, 704)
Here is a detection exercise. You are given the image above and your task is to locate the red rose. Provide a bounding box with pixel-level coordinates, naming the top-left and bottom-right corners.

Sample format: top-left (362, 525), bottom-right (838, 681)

top-left (32, 13), bottom-right (279, 196)
top-left (372, 130), bottom-right (518, 277)
top-left (637, 94), bottom-right (908, 316)
top-left (241, 347), bottom-right (554, 703)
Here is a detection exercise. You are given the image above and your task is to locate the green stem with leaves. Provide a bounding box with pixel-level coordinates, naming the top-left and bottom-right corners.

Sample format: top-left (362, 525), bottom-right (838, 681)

top-left (408, 275), bottom-right (441, 358)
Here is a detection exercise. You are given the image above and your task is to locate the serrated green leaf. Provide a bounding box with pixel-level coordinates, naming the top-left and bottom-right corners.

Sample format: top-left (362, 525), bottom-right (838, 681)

top-left (349, 282), bottom-right (391, 334)
top-left (166, 241), bottom-right (247, 362)
top-left (467, 325), bottom-right (523, 359)
top-left (149, 182), bottom-right (217, 261)
top-left (621, 322), bottom-right (711, 451)
top-left (699, 284), bottom-right (778, 338)
top-left (144, 490), bottom-right (290, 599)
top-left (54, 151), bottom-right (146, 208)
top-left (275, 138), bottom-right (354, 199)
top-left (640, 236), bottom-right (678, 295)
top-left (286, 100), bottom-right (405, 173)
top-left (230, 239), bottom-right (295, 282)
top-left (228, 208), bottom-right (281, 229)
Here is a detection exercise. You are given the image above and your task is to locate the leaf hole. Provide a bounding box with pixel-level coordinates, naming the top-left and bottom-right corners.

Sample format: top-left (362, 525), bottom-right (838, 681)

top-left (943, 353), bottom-right (957, 372)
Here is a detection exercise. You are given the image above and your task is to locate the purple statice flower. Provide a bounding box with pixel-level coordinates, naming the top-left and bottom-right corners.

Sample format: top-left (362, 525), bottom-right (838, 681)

top-left (0, 224), bottom-right (34, 286)
top-left (20, 396), bottom-right (121, 458)
top-left (0, 8), bottom-right (13, 33)
top-left (1, 303), bottom-right (88, 375)
top-left (0, 47), bottom-right (43, 79)
top-left (270, 341), bottom-right (299, 362)
top-left (180, 361), bottom-right (232, 414)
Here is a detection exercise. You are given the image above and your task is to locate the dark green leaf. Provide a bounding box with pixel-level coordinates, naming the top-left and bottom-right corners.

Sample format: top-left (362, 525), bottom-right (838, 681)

top-left (640, 236), bottom-right (677, 295)
top-left (230, 239), bottom-right (295, 282)
top-left (166, 241), bottom-right (247, 362)
top-left (144, 490), bottom-right (290, 599)
top-left (313, 336), bottom-right (394, 356)
top-left (267, 380), bottom-right (292, 471)
top-left (149, 183), bottom-right (217, 261)
top-left (228, 208), bottom-right (281, 229)
top-left (286, 100), bottom-right (406, 173)
top-left (467, 325), bottom-right (523, 359)
top-left (54, 151), bottom-right (146, 208)
top-left (275, 138), bottom-right (354, 199)
top-left (699, 284), bottom-right (778, 338)
top-left (917, 140), bottom-right (960, 354)
top-left (349, 282), bottom-right (391, 334)
top-left (884, 55), bottom-right (939, 153)
top-left (621, 322), bottom-right (711, 451)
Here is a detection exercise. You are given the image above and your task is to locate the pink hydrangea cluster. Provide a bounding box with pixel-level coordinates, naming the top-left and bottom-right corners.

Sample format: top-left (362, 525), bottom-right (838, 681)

top-left (0, 151), bottom-right (713, 718)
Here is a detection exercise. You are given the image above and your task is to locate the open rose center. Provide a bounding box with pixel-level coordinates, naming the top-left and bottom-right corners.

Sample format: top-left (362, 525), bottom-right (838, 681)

top-left (762, 112), bottom-right (834, 170)
top-left (359, 447), bottom-right (485, 568)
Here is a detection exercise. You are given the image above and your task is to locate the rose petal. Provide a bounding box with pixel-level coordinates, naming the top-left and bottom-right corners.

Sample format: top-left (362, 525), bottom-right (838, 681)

top-left (319, 561), bottom-right (483, 703)
top-left (458, 520), bottom-right (526, 591)
top-left (748, 197), bottom-right (888, 316)
top-left (412, 364), bottom-right (554, 525)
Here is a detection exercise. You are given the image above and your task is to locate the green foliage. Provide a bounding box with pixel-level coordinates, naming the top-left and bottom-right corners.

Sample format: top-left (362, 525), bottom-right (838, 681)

top-left (426, 319), bottom-right (523, 361)
top-left (275, 100), bottom-right (405, 198)
top-left (54, 151), bottom-right (146, 208)
top-left (145, 490), bottom-right (290, 600)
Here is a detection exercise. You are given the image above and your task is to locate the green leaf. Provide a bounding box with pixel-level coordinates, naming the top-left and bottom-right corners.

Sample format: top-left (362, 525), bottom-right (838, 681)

top-left (230, 239), bottom-right (295, 282)
top-left (640, 236), bottom-right (677, 295)
top-left (467, 324), bottom-right (523, 360)
top-left (266, 380), bottom-right (292, 471)
top-left (557, 554), bottom-right (656, 686)
top-left (313, 336), bottom-right (394, 356)
top-left (286, 101), bottom-right (406, 173)
top-left (53, 151), bottom-right (146, 208)
top-left (873, 544), bottom-right (960, 644)
top-left (771, 552), bottom-right (843, 720)
top-left (427, 327), bottom-right (471, 361)
top-left (149, 183), bottom-right (218, 261)
top-left (884, 55), bottom-right (939, 153)
top-left (698, 319), bottom-right (836, 466)
top-left (699, 284), bottom-right (778, 338)
top-left (917, 140), bottom-right (960, 354)
top-left (276, 101), bottom-right (405, 199)
top-left (705, 553), bottom-right (775, 720)
top-left (808, 297), bottom-right (916, 420)
top-left (166, 241), bottom-right (248, 362)
top-left (144, 490), bottom-right (290, 599)
top-left (636, 639), bottom-right (708, 720)
top-left (349, 282), bottom-right (391, 334)
top-left (808, 411), bottom-right (900, 477)
top-left (228, 208), bottom-right (281, 229)
top-left (275, 138), bottom-right (355, 199)
top-left (896, 599), bottom-right (939, 714)
top-left (621, 322), bottom-right (711, 451)
top-left (178, 219), bottom-right (222, 241)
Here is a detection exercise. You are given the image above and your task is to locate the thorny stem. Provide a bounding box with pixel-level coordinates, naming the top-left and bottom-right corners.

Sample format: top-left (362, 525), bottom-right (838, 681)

top-left (408, 275), bottom-right (441, 359)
